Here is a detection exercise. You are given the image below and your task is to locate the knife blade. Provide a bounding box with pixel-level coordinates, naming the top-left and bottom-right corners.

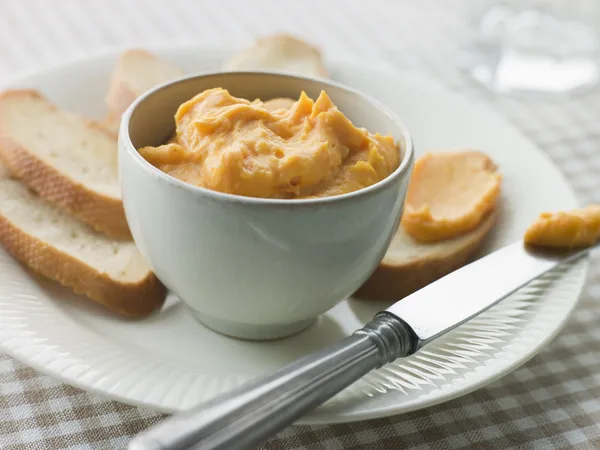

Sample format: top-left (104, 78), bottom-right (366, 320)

top-left (128, 240), bottom-right (593, 450)
top-left (387, 240), bottom-right (591, 351)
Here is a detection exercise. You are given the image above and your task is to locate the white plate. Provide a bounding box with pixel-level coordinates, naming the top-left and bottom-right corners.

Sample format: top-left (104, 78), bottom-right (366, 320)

top-left (0, 46), bottom-right (588, 424)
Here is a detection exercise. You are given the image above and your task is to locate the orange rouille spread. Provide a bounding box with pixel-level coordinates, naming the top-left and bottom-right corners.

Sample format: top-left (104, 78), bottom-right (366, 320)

top-left (401, 151), bottom-right (502, 243)
top-left (138, 88), bottom-right (400, 199)
top-left (524, 205), bottom-right (600, 248)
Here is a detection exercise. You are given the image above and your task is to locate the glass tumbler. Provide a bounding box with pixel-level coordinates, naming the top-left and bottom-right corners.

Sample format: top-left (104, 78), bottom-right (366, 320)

top-left (460, 0), bottom-right (600, 95)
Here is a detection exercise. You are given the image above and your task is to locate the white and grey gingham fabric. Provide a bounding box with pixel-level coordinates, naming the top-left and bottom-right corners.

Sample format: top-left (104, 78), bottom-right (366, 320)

top-left (1, 1), bottom-right (600, 449)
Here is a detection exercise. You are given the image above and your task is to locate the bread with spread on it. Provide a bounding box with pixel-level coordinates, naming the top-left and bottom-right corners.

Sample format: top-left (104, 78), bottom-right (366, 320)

top-left (354, 211), bottom-right (496, 301)
top-left (105, 49), bottom-right (184, 130)
top-left (0, 163), bottom-right (166, 317)
top-left (356, 149), bottom-right (500, 301)
top-left (0, 90), bottom-right (130, 239)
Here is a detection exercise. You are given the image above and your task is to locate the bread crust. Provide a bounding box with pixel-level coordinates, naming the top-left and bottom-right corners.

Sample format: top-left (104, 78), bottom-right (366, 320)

top-left (105, 60), bottom-right (138, 124)
top-left (224, 33), bottom-right (329, 78)
top-left (105, 49), bottom-right (183, 122)
top-left (0, 90), bottom-right (130, 239)
top-left (354, 211), bottom-right (497, 301)
top-left (0, 212), bottom-right (166, 317)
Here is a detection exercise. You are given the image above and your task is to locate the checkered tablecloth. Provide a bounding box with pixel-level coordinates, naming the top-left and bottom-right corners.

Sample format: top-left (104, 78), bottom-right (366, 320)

top-left (1, 1), bottom-right (600, 449)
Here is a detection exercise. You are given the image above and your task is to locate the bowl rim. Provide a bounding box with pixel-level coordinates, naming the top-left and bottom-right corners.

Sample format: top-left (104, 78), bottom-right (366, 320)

top-left (120, 69), bottom-right (414, 206)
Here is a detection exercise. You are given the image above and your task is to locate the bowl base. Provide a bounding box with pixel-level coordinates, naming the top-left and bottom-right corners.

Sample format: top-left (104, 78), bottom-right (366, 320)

top-left (187, 308), bottom-right (316, 340)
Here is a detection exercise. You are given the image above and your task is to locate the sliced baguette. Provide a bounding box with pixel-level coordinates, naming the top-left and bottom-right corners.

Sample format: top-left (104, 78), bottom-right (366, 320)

top-left (0, 163), bottom-right (165, 317)
top-left (354, 211), bottom-right (496, 301)
top-left (105, 49), bottom-right (184, 129)
top-left (223, 33), bottom-right (329, 78)
top-left (0, 90), bottom-right (129, 239)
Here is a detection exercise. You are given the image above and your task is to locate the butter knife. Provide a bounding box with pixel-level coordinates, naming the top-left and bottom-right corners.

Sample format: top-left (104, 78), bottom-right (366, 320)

top-left (129, 240), bottom-right (594, 450)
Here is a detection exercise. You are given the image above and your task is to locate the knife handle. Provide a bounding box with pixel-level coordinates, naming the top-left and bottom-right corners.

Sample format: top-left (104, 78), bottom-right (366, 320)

top-left (128, 313), bottom-right (414, 450)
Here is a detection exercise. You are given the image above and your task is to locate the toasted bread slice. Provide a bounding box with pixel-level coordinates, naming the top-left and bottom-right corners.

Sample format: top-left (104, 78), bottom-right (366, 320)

top-left (0, 90), bottom-right (129, 239)
top-left (105, 49), bottom-right (184, 130)
top-left (0, 164), bottom-right (165, 317)
top-left (223, 33), bottom-right (328, 78)
top-left (354, 211), bottom-right (496, 301)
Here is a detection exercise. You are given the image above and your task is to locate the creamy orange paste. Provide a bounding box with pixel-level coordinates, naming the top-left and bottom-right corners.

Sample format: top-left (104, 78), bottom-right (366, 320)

top-left (263, 97), bottom-right (296, 112)
top-left (138, 88), bottom-right (400, 199)
top-left (401, 151), bottom-right (502, 243)
top-left (524, 205), bottom-right (600, 248)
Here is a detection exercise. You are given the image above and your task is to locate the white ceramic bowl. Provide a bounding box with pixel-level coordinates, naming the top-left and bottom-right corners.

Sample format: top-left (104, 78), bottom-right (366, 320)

top-left (119, 71), bottom-right (414, 340)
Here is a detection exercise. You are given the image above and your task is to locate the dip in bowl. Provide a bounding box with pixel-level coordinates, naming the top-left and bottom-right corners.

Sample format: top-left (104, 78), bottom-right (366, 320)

top-left (138, 87), bottom-right (401, 200)
top-left (119, 71), bottom-right (414, 340)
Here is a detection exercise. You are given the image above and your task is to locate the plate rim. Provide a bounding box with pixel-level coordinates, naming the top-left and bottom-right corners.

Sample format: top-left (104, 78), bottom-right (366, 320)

top-left (0, 44), bottom-right (589, 424)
